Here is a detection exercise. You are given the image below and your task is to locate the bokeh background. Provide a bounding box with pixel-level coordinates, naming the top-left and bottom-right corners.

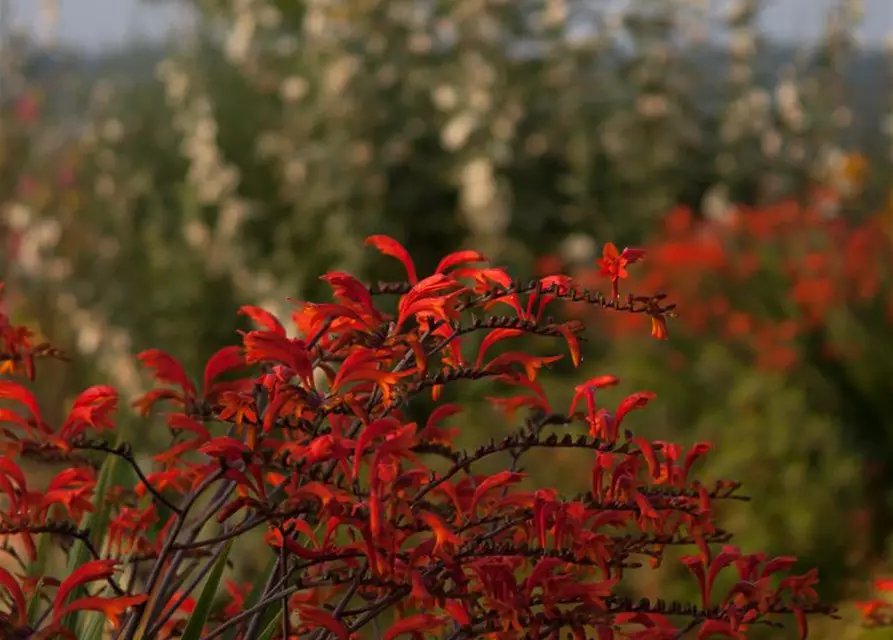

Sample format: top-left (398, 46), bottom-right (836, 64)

top-left (1, 0), bottom-right (892, 637)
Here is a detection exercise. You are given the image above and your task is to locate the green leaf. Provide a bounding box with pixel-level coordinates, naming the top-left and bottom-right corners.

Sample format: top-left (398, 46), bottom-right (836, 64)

top-left (62, 443), bottom-right (132, 635)
top-left (257, 610), bottom-right (285, 640)
top-left (223, 481), bottom-right (287, 639)
top-left (26, 533), bottom-right (53, 625)
top-left (80, 611), bottom-right (109, 640)
top-left (79, 583), bottom-right (115, 640)
top-left (179, 539), bottom-right (234, 640)
top-left (223, 551), bottom-right (278, 640)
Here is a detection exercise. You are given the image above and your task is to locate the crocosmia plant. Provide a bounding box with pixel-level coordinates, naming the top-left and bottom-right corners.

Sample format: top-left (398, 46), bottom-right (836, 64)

top-left (0, 236), bottom-right (836, 639)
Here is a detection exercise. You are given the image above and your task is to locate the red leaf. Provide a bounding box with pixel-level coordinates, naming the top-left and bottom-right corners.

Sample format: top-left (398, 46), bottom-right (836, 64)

top-left (132, 388), bottom-right (183, 416)
top-left (614, 612), bottom-right (675, 630)
top-left (203, 345), bottom-right (246, 396)
top-left (137, 349), bottom-right (196, 399)
top-left (485, 352), bottom-right (562, 382)
top-left (615, 391), bottom-right (656, 427)
top-left (383, 613), bottom-right (446, 640)
top-left (424, 404), bottom-right (463, 432)
top-left (0, 380), bottom-right (41, 425)
top-left (53, 559), bottom-right (119, 620)
top-left (632, 437), bottom-right (660, 479)
top-left (167, 413), bottom-right (211, 441)
top-left (681, 554), bottom-right (708, 608)
top-left (61, 385), bottom-right (119, 438)
top-left (396, 274), bottom-right (460, 329)
top-left (418, 510), bottom-right (459, 554)
top-left (352, 417), bottom-right (401, 480)
top-left (443, 599), bottom-right (471, 626)
top-left (200, 436), bottom-right (251, 461)
top-left (55, 594), bottom-right (147, 629)
top-left (706, 547), bottom-right (741, 606)
top-left (760, 556), bottom-right (798, 579)
top-left (435, 250), bottom-right (487, 275)
top-left (474, 268), bottom-right (524, 317)
top-left (475, 328), bottom-right (524, 368)
top-left (556, 322), bottom-right (583, 367)
top-left (0, 455), bottom-right (29, 495)
top-left (0, 566), bottom-right (27, 626)
top-left (523, 557), bottom-right (563, 597)
top-left (633, 492), bottom-right (659, 527)
top-left (320, 272), bottom-right (378, 316)
top-left (683, 442), bottom-right (713, 483)
top-left (242, 331), bottom-right (313, 385)
top-left (621, 247), bottom-right (647, 264)
top-left (419, 404), bottom-right (462, 444)
top-left (569, 375), bottom-right (620, 416)
top-left (794, 606), bottom-right (808, 640)
top-left (366, 235), bottom-right (419, 284)
top-left (238, 305), bottom-right (286, 336)
top-left (469, 471), bottom-right (525, 514)
top-left (298, 606), bottom-right (351, 640)
top-left (695, 620), bottom-right (746, 640)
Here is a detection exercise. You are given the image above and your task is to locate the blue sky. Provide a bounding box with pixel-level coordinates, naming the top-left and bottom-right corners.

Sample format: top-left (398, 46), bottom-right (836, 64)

top-left (6, 0), bottom-right (893, 51)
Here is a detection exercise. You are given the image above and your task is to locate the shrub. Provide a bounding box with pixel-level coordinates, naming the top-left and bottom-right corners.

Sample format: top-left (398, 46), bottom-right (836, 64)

top-left (569, 196), bottom-right (893, 614)
top-left (0, 237), bottom-right (836, 639)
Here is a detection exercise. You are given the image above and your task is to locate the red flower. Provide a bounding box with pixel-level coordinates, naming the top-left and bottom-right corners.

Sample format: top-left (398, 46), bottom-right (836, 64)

top-left (597, 242), bottom-right (647, 299)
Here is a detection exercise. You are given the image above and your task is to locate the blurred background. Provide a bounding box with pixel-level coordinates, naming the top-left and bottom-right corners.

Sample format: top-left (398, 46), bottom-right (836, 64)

top-left (1, 0), bottom-right (892, 637)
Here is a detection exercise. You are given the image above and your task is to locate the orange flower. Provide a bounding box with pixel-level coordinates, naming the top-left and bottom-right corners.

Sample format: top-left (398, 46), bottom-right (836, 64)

top-left (650, 315), bottom-right (669, 340)
top-left (597, 242), bottom-right (646, 299)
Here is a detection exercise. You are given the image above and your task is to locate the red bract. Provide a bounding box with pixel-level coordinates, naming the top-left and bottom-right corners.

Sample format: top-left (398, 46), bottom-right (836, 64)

top-left (0, 235), bottom-right (836, 639)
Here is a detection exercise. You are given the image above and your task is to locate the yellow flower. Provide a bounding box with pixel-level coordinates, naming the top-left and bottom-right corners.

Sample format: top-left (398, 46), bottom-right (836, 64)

top-left (839, 152), bottom-right (868, 194)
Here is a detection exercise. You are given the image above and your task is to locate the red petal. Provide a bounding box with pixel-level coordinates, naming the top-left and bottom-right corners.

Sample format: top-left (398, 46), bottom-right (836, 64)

top-left (54, 559), bottom-right (119, 620)
top-left (365, 234), bottom-right (418, 284)
top-left (475, 328), bottom-right (524, 368)
top-left (203, 345), bottom-right (246, 396)
top-left (320, 272), bottom-right (378, 315)
top-left (0, 566), bottom-right (28, 626)
top-left (615, 391), bottom-right (656, 426)
top-left (435, 250), bottom-right (487, 275)
top-left (469, 471), bottom-right (525, 514)
top-left (0, 380), bottom-right (42, 424)
top-left (297, 606), bottom-right (351, 640)
top-left (620, 247), bottom-right (647, 264)
top-left (238, 305), bottom-right (286, 336)
top-left (696, 620), bottom-right (745, 640)
top-left (137, 349), bottom-right (197, 398)
top-left (682, 442), bottom-right (713, 483)
top-left (632, 437), bottom-right (660, 479)
top-left (54, 594), bottom-right (147, 629)
top-left (424, 404), bottom-right (463, 432)
top-left (383, 613), bottom-right (445, 640)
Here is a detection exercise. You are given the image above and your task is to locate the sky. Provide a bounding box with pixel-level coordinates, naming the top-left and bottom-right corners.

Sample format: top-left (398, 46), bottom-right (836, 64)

top-left (4, 0), bottom-right (893, 52)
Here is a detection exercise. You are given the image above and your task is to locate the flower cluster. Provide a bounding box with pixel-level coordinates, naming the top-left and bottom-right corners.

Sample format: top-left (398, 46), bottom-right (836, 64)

top-left (574, 193), bottom-right (893, 372)
top-left (0, 236), bottom-right (835, 638)
top-left (857, 579), bottom-right (893, 629)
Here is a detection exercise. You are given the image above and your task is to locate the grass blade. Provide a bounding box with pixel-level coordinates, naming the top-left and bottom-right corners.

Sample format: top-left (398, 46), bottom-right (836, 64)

top-left (223, 550), bottom-right (278, 640)
top-left (26, 532), bottom-right (52, 625)
top-left (178, 538), bottom-right (234, 640)
top-left (256, 610), bottom-right (284, 640)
